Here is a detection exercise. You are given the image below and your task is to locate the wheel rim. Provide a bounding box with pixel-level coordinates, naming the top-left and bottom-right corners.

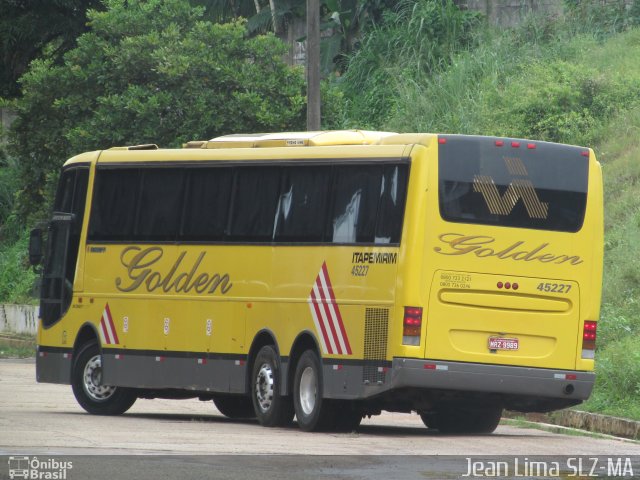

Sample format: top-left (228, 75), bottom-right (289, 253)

top-left (299, 366), bottom-right (317, 416)
top-left (255, 362), bottom-right (275, 413)
top-left (82, 354), bottom-right (116, 402)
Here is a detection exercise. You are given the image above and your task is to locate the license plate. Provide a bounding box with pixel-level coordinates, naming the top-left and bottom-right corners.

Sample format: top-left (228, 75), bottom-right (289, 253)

top-left (488, 337), bottom-right (519, 350)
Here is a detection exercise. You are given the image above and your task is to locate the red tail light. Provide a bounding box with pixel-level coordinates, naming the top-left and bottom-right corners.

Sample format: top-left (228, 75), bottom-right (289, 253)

top-left (403, 306), bottom-right (422, 346)
top-left (582, 321), bottom-right (597, 358)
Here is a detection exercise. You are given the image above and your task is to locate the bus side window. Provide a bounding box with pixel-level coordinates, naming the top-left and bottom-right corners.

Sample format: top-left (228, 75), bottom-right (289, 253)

top-left (182, 167), bottom-right (232, 241)
top-left (89, 169), bottom-right (140, 241)
top-left (375, 165), bottom-right (408, 244)
top-left (228, 167), bottom-right (281, 242)
top-left (134, 169), bottom-right (185, 241)
top-left (330, 166), bottom-right (382, 244)
top-left (273, 166), bottom-right (330, 243)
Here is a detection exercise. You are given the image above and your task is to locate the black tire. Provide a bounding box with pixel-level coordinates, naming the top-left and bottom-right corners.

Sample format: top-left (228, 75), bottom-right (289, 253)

top-left (251, 345), bottom-right (294, 427)
top-left (293, 350), bottom-right (334, 432)
top-left (213, 394), bottom-right (256, 419)
top-left (420, 405), bottom-right (503, 434)
top-left (71, 341), bottom-right (136, 415)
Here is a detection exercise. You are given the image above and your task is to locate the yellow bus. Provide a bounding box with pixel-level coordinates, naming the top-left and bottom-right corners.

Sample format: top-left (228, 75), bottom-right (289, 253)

top-left (31, 131), bottom-right (603, 433)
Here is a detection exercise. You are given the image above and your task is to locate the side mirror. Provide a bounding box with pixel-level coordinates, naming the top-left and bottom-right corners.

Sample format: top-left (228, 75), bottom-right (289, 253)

top-left (29, 228), bottom-right (44, 266)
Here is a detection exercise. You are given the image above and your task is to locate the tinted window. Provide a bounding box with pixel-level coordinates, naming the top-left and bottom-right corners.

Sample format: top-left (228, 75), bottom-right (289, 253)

top-left (54, 170), bottom-right (75, 213)
top-left (182, 168), bottom-right (232, 241)
top-left (329, 165), bottom-right (383, 243)
top-left (66, 169), bottom-right (89, 284)
top-left (375, 165), bottom-right (408, 243)
top-left (41, 220), bottom-right (69, 326)
top-left (228, 167), bottom-right (281, 242)
top-left (135, 169), bottom-right (185, 241)
top-left (71, 170), bottom-right (89, 231)
top-left (43, 167), bottom-right (89, 327)
top-left (274, 166), bottom-right (330, 242)
top-left (438, 135), bottom-right (589, 232)
top-left (89, 169), bottom-right (140, 241)
top-left (89, 161), bottom-right (409, 244)
top-left (54, 168), bottom-right (89, 232)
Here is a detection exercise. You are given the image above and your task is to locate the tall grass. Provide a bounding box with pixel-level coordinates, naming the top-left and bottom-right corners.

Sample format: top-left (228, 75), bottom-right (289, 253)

top-left (585, 335), bottom-right (640, 420)
top-left (338, 0), bottom-right (480, 129)
top-left (382, 23), bottom-right (640, 146)
top-left (385, 27), bottom-right (525, 134)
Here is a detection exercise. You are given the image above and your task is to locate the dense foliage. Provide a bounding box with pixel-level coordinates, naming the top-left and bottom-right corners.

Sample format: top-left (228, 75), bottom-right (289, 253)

top-left (9, 0), bottom-right (340, 222)
top-left (194, 0), bottom-right (398, 73)
top-left (340, 0), bottom-right (640, 141)
top-left (0, 0), bottom-right (104, 98)
top-left (339, 0), bottom-right (481, 128)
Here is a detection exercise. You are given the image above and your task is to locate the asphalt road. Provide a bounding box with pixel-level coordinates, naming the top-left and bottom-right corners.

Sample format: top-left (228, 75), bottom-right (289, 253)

top-left (1, 359), bottom-right (639, 479)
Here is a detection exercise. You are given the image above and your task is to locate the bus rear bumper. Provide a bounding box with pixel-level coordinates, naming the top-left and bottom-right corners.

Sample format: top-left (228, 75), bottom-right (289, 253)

top-left (390, 358), bottom-right (595, 401)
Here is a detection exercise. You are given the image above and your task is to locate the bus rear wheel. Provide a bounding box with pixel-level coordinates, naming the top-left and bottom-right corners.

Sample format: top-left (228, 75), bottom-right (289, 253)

top-left (293, 350), bottom-right (334, 432)
top-left (251, 345), bottom-right (294, 427)
top-left (420, 405), bottom-right (503, 434)
top-left (71, 341), bottom-right (136, 415)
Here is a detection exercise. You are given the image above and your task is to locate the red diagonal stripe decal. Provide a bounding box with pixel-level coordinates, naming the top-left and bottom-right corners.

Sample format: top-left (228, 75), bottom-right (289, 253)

top-left (105, 303), bottom-right (119, 345)
top-left (310, 286), bottom-right (333, 354)
top-left (307, 262), bottom-right (351, 356)
top-left (321, 262), bottom-right (352, 355)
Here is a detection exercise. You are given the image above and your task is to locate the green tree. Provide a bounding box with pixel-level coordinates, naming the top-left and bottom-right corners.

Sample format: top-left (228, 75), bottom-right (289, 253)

top-left (196, 0), bottom-right (397, 73)
top-left (0, 0), bottom-right (104, 98)
top-left (10, 0), bottom-right (339, 221)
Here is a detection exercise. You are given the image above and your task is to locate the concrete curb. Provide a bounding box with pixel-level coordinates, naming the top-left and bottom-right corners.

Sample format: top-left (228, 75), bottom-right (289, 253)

top-left (506, 410), bottom-right (640, 440)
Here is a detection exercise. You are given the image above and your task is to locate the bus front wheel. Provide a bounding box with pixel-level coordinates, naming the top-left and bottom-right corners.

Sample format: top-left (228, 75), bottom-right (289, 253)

top-left (251, 345), bottom-right (294, 427)
top-left (293, 350), bottom-right (334, 432)
top-left (71, 341), bottom-right (136, 415)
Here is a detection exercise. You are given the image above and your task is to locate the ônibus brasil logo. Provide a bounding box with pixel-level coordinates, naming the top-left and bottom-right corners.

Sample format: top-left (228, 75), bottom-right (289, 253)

top-left (8, 456), bottom-right (73, 479)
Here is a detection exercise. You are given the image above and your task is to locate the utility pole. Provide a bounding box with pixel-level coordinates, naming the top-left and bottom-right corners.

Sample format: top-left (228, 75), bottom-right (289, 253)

top-left (306, 0), bottom-right (321, 131)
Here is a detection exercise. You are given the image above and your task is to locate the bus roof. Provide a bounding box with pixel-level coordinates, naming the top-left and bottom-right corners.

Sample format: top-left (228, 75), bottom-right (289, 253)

top-left (62, 131), bottom-right (443, 167)
top-left (199, 130), bottom-right (400, 148)
top-left (63, 132), bottom-right (594, 169)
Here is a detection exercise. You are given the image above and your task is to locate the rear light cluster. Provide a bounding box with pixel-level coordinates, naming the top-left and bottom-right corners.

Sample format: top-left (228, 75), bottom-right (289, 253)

top-left (403, 306), bottom-right (422, 346)
top-left (581, 320), bottom-right (597, 359)
top-left (493, 139), bottom-right (535, 149)
top-left (497, 281), bottom-right (519, 290)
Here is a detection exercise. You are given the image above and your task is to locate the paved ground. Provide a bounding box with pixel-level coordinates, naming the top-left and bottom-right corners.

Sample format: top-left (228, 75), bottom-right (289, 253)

top-left (1, 359), bottom-right (639, 479)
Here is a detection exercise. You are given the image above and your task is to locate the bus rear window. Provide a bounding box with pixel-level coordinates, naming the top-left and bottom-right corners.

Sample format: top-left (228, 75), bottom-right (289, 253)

top-left (438, 135), bottom-right (589, 232)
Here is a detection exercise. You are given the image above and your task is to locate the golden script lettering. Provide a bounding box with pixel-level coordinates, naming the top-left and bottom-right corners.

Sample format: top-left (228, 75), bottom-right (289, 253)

top-left (434, 233), bottom-right (583, 265)
top-left (116, 246), bottom-right (233, 294)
